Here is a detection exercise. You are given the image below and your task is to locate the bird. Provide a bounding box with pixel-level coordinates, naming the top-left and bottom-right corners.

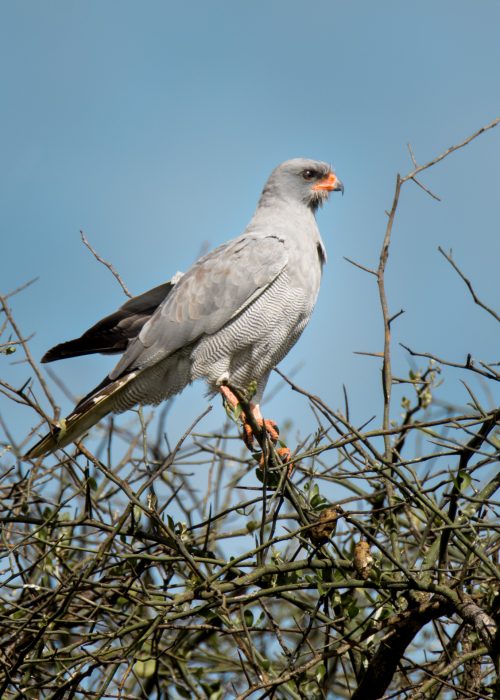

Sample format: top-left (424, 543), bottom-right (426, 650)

top-left (25, 158), bottom-right (343, 459)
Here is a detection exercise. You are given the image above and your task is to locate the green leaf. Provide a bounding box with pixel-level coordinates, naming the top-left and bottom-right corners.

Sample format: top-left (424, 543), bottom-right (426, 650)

top-left (331, 591), bottom-right (342, 606)
top-left (454, 471), bottom-right (472, 492)
top-left (300, 682), bottom-right (321, 699)
top-left (133, 658), bottom-right (156, 678)
top-left (379, 605), bottom-right (393, 619)
top-left (311, 492), bottom-right (327, 509)
top-left (246, 520), bottom-right (258, 533)
top-left (255, 611), bottom-right (266, 626)
top-left (243, 609), bottom-right (254, 627)
top-left (132, 505), bottom-right (142, 523)
top-left (315, 663), bottom-right (326, 683)
top-left (246, 379), bottom-right (258, 398)
top-left (347, 601), bottom-right (360, 619)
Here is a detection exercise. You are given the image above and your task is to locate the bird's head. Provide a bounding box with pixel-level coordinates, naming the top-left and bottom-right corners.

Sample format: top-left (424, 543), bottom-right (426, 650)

top-left (263, 158), bottom-right (344, 212)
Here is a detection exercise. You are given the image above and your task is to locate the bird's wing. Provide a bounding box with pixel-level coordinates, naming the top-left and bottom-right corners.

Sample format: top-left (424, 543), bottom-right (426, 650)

top-left (110, 234), bottom-right (288, 379)
top-left (42, 276), bottom-right (183, 362)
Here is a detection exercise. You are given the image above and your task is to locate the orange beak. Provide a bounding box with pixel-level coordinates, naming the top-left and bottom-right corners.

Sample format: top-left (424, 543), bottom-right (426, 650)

top-left (313, 171), bottom-right (344, 194)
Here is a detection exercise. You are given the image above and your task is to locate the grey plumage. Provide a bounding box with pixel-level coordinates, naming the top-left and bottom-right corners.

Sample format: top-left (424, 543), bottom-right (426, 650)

top-left (26, 158), bottom-right (343, 458)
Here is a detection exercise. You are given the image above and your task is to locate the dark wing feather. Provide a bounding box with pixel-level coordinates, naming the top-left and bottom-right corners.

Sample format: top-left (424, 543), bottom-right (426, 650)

top-left (41, 279), bottom-right (180, 363)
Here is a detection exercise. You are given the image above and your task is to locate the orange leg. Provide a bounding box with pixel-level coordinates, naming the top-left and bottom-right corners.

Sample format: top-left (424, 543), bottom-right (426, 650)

top-left (219, 386), bottom-right (293, 475)
top-left (219, 386), bottom-right (279, 447)
top-left (258, 446), bottom-right (293, 479)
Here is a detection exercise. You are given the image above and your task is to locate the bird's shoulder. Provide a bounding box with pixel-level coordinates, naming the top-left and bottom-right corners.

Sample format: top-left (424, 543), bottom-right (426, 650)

top-left (162, 232), bottom-right (288, 316)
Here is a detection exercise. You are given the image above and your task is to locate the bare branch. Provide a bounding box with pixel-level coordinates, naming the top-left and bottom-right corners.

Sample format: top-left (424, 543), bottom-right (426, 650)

top-left (0, 293), bottom-right (59, 417)
top-left (438, 245), bottom-right (500, 322)
top-left (80, 229), bottom-right (132, 298)
top-left (410, 175), bottom-right (442, 201)
top-left (344, 256), bottom-right (377, 276)
top-left (401, 343), bottom-right (499, 381)
top-left (401, 116), bottom-right (500, 183)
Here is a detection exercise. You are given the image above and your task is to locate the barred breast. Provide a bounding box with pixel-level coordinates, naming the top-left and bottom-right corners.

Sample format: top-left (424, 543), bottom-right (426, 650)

top-left (190, 268), bottom-right (319, 402)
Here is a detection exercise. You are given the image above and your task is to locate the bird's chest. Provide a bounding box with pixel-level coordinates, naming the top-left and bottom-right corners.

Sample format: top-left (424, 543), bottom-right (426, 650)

top-left (286, 235), bottom-right (324, 304)
top-left (191, 234), bottom-right (325, 390)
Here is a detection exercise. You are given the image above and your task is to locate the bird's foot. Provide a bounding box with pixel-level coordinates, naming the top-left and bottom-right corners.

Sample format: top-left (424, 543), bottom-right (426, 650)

top-left (257, 446), bottom-right (293, 486)
top-left (243, 417), bottom-right (279, 449)
top-left (220, 386), bottom-right (278, 447)
top-left (219, 386), bottom-right (292, 474)
top-left (277, 446), bottom-right (293, 476)
top-left (276, 446), bottom-right (291, 461)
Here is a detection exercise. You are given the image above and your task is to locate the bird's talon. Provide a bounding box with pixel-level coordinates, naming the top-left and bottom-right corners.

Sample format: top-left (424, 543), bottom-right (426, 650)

top-left (277, 446), bottom-right (291, 461)
top-left (242, 416), bottom-right (280, 448)
top-left (262, 419), bottom-right (279, 442)
top-left (243, 422), bottom-right (255, 449)
top-left (277, 446), bottom-right (294, 476)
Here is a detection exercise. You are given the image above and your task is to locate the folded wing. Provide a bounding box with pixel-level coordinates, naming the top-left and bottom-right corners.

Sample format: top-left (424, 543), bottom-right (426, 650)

top-left (110, 234), bottom-right (288, 379)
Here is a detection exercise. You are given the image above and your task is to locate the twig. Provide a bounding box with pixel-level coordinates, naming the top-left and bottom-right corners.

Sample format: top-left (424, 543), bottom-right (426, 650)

top-left (80, 229), bottom-right (132, 298)
top-left (401, 117), bottom-right (500, 183)
top-left (0, 293), bottom-right (59, 417)
top-left (344, 257), bottom-right (377, 276)
top-left (438, 246), bottom-right (499, 322)
top-left (410, 176), bottom-right (442, 201)
top-left (407, 142), bottom-right (418, 168)
top-left (400, 343), bottom-right (499, 382)
top-left (3, 277), bottom-right (39, 300)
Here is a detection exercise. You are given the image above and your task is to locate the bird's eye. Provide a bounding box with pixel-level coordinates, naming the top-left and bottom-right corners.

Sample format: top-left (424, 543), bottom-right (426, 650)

top-left (302, 169), bottom-right (317, 181)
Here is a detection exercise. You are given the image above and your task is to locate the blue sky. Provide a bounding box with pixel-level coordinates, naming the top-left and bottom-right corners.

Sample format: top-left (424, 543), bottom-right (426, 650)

top-left (1, 1), bottom-right (499, 453)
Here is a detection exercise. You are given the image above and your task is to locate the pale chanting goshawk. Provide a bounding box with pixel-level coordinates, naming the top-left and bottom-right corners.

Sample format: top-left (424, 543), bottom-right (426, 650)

top-left (26, 158), bottom-right (343, 459)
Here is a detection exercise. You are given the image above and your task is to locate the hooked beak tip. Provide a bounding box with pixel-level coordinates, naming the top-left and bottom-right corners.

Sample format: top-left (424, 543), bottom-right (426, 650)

top-left (313, 171), bottom-right (344, 195)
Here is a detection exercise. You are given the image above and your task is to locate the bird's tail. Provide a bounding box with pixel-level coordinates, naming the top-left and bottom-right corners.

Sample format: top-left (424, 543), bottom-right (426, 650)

top-left (24, 371), bottom-right (138, 459)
